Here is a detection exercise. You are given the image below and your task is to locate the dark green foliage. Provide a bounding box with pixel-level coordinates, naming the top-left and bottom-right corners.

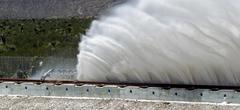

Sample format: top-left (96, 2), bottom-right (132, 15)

top-left (0, 17), bottom-right (93, 57)
top-left (16, 71), bottom-right (30, 79)
top-left (0, 71), bottom-right (15, 78)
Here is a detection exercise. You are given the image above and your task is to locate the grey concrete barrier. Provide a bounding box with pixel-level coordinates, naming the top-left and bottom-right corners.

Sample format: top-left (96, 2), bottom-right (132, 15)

top-left (0, 82), bottom-right (239, 104)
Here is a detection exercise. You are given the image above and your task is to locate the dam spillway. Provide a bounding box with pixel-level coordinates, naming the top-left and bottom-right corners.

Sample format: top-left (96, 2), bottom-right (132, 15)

top-left (2, 0), bottom-right (240, 108)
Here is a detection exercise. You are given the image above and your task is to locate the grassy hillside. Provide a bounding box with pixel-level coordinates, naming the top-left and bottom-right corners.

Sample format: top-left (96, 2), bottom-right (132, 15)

top-left (0, 17), bottom-right (93, 57)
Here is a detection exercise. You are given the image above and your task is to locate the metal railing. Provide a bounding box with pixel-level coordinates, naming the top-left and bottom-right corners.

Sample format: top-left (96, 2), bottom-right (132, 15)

top-left (0, 56), bottom-right (33, 73)
top-left (0, 56), bottom-right (77, 79)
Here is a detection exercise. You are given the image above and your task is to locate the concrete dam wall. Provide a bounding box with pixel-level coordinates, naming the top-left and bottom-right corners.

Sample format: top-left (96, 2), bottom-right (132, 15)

top-left (0, 0), bottom-right (126, 19)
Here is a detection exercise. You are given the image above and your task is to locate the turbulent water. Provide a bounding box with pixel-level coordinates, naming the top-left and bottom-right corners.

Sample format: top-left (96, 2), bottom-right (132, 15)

top-left (77, 0), bottom-right (240, 86)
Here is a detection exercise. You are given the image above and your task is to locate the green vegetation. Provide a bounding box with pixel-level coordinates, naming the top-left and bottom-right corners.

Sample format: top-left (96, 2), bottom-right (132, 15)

top-left (0, 17), bottom-right (93, 57)
top-left (0, 71), bottom-right (15, 78)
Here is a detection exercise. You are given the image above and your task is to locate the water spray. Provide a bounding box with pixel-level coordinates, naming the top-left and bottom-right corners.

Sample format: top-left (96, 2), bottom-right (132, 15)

top-left (40, 69), bottom-right (53, 80)
top-left (77, 0), bottom-right (240, 86)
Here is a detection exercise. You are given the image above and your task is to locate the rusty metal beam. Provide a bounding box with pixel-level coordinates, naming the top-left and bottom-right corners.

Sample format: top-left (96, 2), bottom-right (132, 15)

top-left (0, 78), bottom-right (240, 90)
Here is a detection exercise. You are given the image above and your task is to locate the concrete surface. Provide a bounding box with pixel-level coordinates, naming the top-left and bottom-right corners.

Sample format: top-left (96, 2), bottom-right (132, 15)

top-left (0, 0), bottom-right (126, 19)
top-left (0, 95), bottom-right (240, 110)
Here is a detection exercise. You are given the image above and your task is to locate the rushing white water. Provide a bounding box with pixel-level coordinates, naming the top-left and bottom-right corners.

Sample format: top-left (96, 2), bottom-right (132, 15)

top-left (77, 0), bottom-right (240, 86)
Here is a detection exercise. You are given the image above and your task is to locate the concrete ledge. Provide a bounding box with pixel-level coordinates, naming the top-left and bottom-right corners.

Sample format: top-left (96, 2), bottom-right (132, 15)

top-left (1, 82), bottom-right (240, 104)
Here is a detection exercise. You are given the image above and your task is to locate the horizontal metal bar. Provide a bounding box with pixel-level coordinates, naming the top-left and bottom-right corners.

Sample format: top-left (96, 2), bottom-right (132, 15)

top-left (0, 78), bottom-right (240, 90)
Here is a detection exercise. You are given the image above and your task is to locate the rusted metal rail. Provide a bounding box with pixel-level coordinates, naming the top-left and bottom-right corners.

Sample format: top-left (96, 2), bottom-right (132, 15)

top-left (0, 78), bottom-right (240, 90)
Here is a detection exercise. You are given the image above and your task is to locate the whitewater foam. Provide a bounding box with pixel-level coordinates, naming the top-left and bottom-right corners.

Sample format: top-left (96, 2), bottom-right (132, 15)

top-left (77, 0), bottom-right (240, 86)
